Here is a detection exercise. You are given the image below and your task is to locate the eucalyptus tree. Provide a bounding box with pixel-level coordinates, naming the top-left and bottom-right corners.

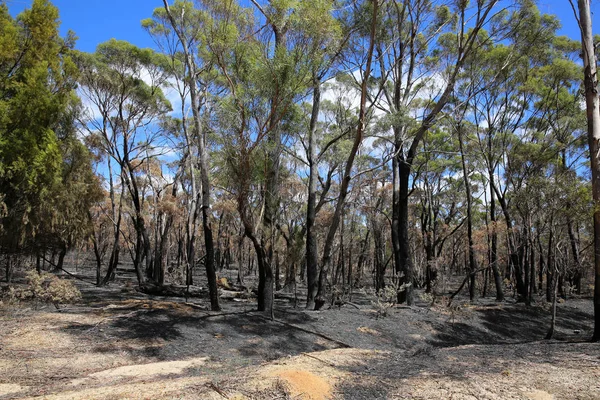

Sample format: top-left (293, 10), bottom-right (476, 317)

top-left (526, 35), bottom-right (585, 294)
top-left (469, 42), bottom-right (527, 301)
top-left (144, 0), bottom-right (221, 310)
top-left (245, 0), bottom-right (345, 312)
top-left (572, 0), bottom-right (600, 341)
top-left (373, 0), bottom-right (529, 304)
top-left (461, 6), bottom-right (565, 301)
top-left (413, 127), bottom-right (463, 294)
top-left (202, 0), bottom-right (344, 313)
top-left (312, 0), bottom-right (381, 309)
top-left (196, 0), bottom-right (276, 312)
top-left (294, 0), bottom-right (345, 310)
top-left (302, 73), bottom-right (363, 306)
top-left (76, 40), bottom-right (172, 285)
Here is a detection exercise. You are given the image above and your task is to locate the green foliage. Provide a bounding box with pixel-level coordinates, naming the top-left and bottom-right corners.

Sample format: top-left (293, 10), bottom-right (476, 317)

top-left (0, 0), bottom-right (91, 253)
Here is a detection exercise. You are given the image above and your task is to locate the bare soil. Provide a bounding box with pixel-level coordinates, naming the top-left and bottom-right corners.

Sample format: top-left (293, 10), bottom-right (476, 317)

top-left (1, 266), bottom-right (599, 399)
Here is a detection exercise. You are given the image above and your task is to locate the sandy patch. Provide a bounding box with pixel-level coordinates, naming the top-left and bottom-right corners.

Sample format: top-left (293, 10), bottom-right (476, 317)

top-left (90, 357), bottom-right (208, 378)
top-left (26, 376), bottom-right (212, 400)
top-left (250, 348), bottom-right (383, 400)
top-left (0, 383), bottom-right (25, 396)
top-left (523, 389), bottom-right (554, 400)
top-left (274, 369), bottom-right (332, 400)
top-left (70, 357), bottom-right (209, 386)
top-left (357, 326), bottom-right (381, 336)
top-left (103, 299), bottom-right (197, 315)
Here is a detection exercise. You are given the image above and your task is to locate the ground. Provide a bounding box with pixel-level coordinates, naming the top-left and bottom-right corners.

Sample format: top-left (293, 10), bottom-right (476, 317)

top-left (1, 266), bottom-right (599, 399)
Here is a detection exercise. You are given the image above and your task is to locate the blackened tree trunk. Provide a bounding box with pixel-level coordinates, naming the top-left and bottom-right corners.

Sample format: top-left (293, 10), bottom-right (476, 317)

top-left (373, 214), bottom-right (385, 292)
top-left (101, 158), bottom-right (123, 286)
top-left (306, 81), bottom-right (321, 309)
top-left (458, 124), bottom-right (477, 301)
top-left (537, 231), bottom-right (545, 293)
top-left (492, 181), bottom-right (527, 298)
top-left (92, 234), bottom-right (102, 286)
top-left (489, 171), bottom-right (504, 301)
top-left (547, 226), bottom-right (555, 302)
top-left (101, 184), bottom-right (124, 286)
top-left (5, 256), bottom-right (12, 283)
top-left (546, 264), bottom-right (559, 339)
top-left (396, 161), bottom-right (414, 304)
top-left (55, 242), bottom-right (67, 272)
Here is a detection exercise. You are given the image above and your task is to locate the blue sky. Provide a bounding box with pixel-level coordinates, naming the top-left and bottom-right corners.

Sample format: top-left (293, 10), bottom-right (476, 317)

top-left (5, 0), bottom-right (600, 53)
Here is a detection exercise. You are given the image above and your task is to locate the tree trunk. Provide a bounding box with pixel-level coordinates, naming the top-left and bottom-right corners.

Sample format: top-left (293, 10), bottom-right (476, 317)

top-left (547, 227), bottom-right (554, 302)
top-left (529, 235), bottom-right (536, 303)
top-left (5, 256), bottom-right (12, 283)
top-left (237, 234), bottom-right (245, 285)
top-left (545, 267), bottom-right (559, 340)
top-left (56, 243), bottom-right (67, 272)
top-left (92, 234), bottom-right (102, 286)
top-left (458, 123), bottom-right (477, 301)
top-left (489, 172), bottom-right (504, 301)
top-left (537, 232), bottom-right (545, 293)
top-left (575, 0), bottom-right (600, 340)
top-left (306, 82), bottom-right (321, 309)
top-left (396, 160), bottom-right (414, 304)
top-left (373, 215), bottom-right (385, 292)
top-left (391, 145), bottom-right (402, 295)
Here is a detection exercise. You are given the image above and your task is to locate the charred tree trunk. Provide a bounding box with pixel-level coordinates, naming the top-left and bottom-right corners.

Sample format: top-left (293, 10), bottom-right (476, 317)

top-left (489, 172), bottom-right (504, 301)
top-left (396, 160), bottom-right (414, 304)
top-left (5, 256), bottom-right (13, 283)
top-left (54, 243), bottom-right (67, 274)
top-left (306, 81), bottom-right (321, 309)
top-left (458, 123), bottom-right (477, 301)
top-left (546, 266), bottom-right (560, 340)
top-left (547, 227), bottom-right (555, 303)
top-left (537, 232), bottom-right (545, 293)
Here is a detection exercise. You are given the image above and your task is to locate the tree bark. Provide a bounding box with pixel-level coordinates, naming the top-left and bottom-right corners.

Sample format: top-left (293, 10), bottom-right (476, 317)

top-left (575, 0), bottom-right (600, 339)
top-left (458, 123), bottom-right (477, 301)
top-left (489, 171), bottom-right (504, 301)
top-left (396, 161), bottom-right (414, 304)
top-left (306, 82), bottom-right (321, 309)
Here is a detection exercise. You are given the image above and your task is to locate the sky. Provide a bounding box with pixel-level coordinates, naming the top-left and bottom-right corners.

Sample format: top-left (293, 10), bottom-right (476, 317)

top-left (4, 0), bottom-right (600, 54)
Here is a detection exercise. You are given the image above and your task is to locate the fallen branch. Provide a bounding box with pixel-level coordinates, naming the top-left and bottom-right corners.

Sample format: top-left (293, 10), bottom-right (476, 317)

top-left (137, 283), bottom-right (206, 298)
top-left (47, 264), bottom-right (97, 286)
top-left (253, 312), bottom-right (352, 349)
top-left (342, 302), bottom-right (361, 310)
top-left (205, 382), bottom-right (228, 398)
top-left (301, 352), bottom-right (338, 368)
top-left (447, 266), bottom-right (491, 307)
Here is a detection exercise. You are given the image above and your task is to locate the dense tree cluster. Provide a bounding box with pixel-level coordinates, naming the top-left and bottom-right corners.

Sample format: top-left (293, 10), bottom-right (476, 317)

top-left (0, 0), bottom-right (101, 279)
top-left (1, 0), bottom-right (599, 338)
